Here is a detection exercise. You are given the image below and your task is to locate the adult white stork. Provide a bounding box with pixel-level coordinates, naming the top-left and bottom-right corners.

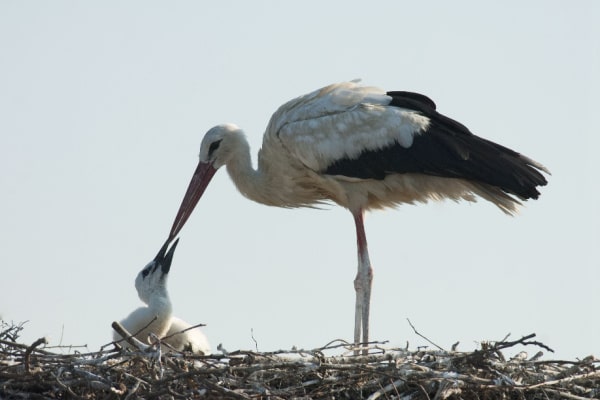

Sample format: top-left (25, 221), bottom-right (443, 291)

top-left (167, 81), bottom-right (549, 352)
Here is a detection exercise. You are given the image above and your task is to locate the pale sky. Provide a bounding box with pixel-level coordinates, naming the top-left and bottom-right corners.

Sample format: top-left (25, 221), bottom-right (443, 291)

top-left (1, 1), bottom-right (598, 360)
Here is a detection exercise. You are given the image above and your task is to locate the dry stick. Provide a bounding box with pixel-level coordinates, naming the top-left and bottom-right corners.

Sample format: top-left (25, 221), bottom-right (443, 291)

top-left (526, 370), bottom-right (600, 389)
top-left (316, 338), bottom-right (389, 356)
top-left (452, 333), bottom-right (553, 366)
top-left (319, 338), bottom-right (352, 349)
top-left (406, 318), bottom-right (445, 351)
top-left (123, 379), bottom-right (141, 400)
top-left (250, 328), bottom-right (259, 352)
top-left (72, 368), bottom-right (111, 385)
top-left (210, 339), bottom-right (388, 361)
top-left (203, 379), bottom-right (253, 400)
top-left (160, 322), bottom-right (206, 344)
top-left (111, 315), bottom-right (158, 349)
top-left (69, 351), bottom-right (124, 366)
top-left (24, 337), bottom-right (48, 373)
top-left (53, 368), bottom-right (85, 400)
top-left (111, 322), bottom-right (149, 351)
top-left (367, 378), bottom-right (407, 400)
top-left (540, 388), bottom-right (595, 400)
top-left (495, 333), bottom-right (554, 353)
top-left (0, 338), bottom-right (53, 355)
top-left (415, 383), bottom-right (433, 400)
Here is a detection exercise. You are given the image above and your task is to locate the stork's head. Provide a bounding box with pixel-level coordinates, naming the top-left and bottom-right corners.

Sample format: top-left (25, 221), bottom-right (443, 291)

top-left (135, 238), bottom-right (179, 305)
top-left (200, 123), bottom-right (243, 169)
top-left (168, 123), bottom-right (244, 241)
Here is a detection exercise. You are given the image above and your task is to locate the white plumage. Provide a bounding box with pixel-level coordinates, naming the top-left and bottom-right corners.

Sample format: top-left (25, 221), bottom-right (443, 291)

top-left (272, 84), bottom-right (430, 170)
top-left (165, 316), bottom-right (211, 354)
top-left (114, 239), bottom-right (210, 355)
top-left (167, 81), bottom-right (549, 354)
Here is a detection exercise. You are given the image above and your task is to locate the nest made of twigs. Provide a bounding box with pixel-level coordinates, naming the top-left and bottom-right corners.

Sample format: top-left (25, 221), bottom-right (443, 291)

top-left (1, 319), bottom-right (599, 399)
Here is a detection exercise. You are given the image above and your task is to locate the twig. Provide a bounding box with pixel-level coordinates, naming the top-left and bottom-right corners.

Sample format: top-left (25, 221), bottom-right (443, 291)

top-left (24, 337), bottom-right (47, 373)
top-left (251, 328), bottom-right (259, 352)
top-left (526, 370), bottom-right (600, 389)
top-left (407, 318), bottom-right (445, 351)
top-left (53, 368), bottom-right (85, 400)
top-left (111, 316), bottom-right (158, 348)
top-left (111, 322), bottom-right (149, 351)
top-left (160, 322), bottom-right (206, 344)
top-left (0, 338), bottom-right (53, 355)
top-left (538, 388), bottom-right (595, 400)
top-left (367, 378), bottom-right (407, 400)
top-left (123, 379), bottom-right (142, 400)
top-left (496, 333), bottom-right (554, 353)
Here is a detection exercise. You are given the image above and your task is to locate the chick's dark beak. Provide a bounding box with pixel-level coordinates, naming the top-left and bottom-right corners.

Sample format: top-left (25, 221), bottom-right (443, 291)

top-left (154, 237), bottom-right (180, 274)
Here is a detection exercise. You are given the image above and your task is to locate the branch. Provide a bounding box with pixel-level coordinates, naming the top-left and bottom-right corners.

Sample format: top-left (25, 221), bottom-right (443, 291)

top-left (494, 333), bottom-right (554, 353)
top-left (406, 318), bottom-right (445, 351)
top-left (111, 322), bottom-right (149, 351)
top-left (24, 337), bottom-right (48, 373)
top-left (160, 322), bottom-right (206, 344)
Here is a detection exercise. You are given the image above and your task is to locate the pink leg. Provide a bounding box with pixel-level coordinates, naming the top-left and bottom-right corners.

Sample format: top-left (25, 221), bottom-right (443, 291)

top-left (353, 209), bottom-right (373, 355)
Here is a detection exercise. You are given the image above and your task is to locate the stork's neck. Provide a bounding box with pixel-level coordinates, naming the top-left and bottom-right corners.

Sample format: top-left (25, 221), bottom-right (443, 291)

top-left (148, 299), bottom-right (172, 339)
top-left (223, 131), bottom-right (322, 207)
top-left (224, 136), bottom-right (269, 205)
top-left (145, 287), bottom-right (173, 319)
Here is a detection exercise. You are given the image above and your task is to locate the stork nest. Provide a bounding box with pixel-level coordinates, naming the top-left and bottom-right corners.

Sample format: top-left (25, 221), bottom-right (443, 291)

top-left (1, 320), bottom-right (598, 399)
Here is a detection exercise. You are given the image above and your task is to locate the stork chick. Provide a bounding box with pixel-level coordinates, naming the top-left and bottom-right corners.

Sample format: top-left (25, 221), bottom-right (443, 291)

top-left (113, 238), bottom-right (210, 354)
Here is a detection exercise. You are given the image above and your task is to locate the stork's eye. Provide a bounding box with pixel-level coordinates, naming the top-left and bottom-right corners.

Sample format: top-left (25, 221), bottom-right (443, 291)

top-left (141, 261), bottom-right (159, 278)
top-left (208, 140), bottom-right (222, 158)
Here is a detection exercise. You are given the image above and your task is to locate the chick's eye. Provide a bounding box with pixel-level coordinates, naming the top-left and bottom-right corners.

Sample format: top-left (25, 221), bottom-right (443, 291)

top-left (141, 268), bottom-right (150, 278)
top-left (208, 140), bottom-right (222, 158)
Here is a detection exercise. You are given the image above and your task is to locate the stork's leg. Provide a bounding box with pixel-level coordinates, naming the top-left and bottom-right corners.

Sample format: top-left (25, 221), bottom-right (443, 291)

top-left (353, 209), bottom-right (373, 355)
top-left (353, 269), bottom-right (363, 353)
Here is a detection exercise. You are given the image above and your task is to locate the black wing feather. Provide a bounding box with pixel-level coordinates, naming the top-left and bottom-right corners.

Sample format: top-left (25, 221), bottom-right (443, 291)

top-left (324, 91), bottom-right (548, 200)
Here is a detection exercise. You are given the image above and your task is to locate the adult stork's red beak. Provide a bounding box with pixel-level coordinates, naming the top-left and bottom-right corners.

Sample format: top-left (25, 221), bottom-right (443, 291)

top-left (168, 161), bottom-right (218, 241)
